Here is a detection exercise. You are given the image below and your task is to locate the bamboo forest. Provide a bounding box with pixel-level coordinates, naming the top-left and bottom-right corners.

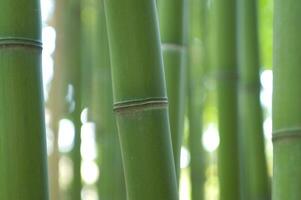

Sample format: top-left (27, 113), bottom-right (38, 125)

top-left (3, 0), bottom-right (297, 199)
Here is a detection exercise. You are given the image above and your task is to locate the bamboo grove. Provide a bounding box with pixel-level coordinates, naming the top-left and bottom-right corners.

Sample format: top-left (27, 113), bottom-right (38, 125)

top-left (1, 0), bottom-right (297, 199)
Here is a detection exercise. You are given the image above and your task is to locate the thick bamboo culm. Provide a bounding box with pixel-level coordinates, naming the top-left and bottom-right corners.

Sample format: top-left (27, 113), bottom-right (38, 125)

top-left (90, 0), bottom-right (126, 199)
top-left (0, 0), bottom-right (49, 199)
top-left (104, 0), bottom-right (179, 199)
top-left (187, 0), bottom-right (207, 199)
top-left (214, 0), bottom-right (240, 199)
top-left (237, 0), bottom-right (270, 199)
top-left (273, 0), bottom-right (301, 199)
top-left (158, 0), bottom-right (187, 180)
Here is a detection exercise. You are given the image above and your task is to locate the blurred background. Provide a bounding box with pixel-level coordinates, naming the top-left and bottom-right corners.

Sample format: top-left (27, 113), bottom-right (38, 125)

top-left (40, 0), bottom-right (273, 199)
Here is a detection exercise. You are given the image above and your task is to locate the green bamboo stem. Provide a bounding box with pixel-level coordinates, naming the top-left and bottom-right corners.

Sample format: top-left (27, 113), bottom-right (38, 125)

top-left (187, 59), bottom-right (206, 200)
top-left (47, 1), bottom-right (71, 199)
top-left (187, 0), bottom-right (207, 199)
top-left (70, 79), bottom-right (82, 200)
top-left (0, 0), bottom-right (49, 199)
top-left (104, 0), bottom-right (178, 199)
top-left (61, 0), bottom-right (82, 199)
top-left (47, 118), bottom-right (60, 200)
top-left (237, 0), bottom-right (270, 199)
top-left (157, 0), bottom-right (187, 180)
top-left (214, 0), bottom-right (240, 199)
top-left (90, 0), bottom-right (126, 199)
top-left (80, 0), bottom-right (93, 110)
top-left (273, 0), bottom-right (301, 199)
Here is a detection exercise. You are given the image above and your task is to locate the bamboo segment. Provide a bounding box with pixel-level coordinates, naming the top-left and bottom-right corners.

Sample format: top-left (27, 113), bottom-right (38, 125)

top-left (60, 0), bottom-right (82, 199)
top-left (273, 0), bottom-right (301, 199)
top-left (90, 0), bottom-right (126, 199)
top-left (214, 0), bottom-right (240, 199)
top-left (158, 0), bottom-right (187, 180)
top-left (187, 59), bottom-right (205, 200)
top-left (104, 0), bottom-right (178, 199)
top-left (47, 1), bottom-right (70, 199)
top-left (237, 0), bottom-right (270, 199)
top-left (81, 0), bottom-right (93, 111)
top-left (187, 0), bottom-right (207, 199)
top-left (0, 0), bottom-right (49, 199)
top-left (68, 16), bottom-right (82, 200)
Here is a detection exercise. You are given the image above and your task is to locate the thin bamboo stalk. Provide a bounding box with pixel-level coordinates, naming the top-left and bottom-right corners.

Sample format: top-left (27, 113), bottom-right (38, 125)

top-left (80, 0), bottom-right (93, 111)
top-left (273, 0), bottom-right (301, 199)
top-left (157, 0), bottom-right (187, 180)
top-left (90, 0), bottom-right (126, 199)
top-left (104, 0), bottom-right (179, 199)
top-left (237, 0), bottom-right (270, 199)
top-left (62, 0), bottom-right (82, 199)
top-left (214, 0), bottom-right (240, 199)
top-left (187, 0), bottom-right (207, 199)
top-left (67, 9), bottom-right (82, 200)
top-left (0, 0), bottom-right (49, 199)
top-left (47, 1), bottom-right (70, 199)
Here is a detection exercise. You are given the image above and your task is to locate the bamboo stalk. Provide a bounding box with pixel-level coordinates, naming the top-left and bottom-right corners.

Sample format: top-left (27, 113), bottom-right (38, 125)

top-left (68, 20), bottom-right (82, 200)
top-left (273, 0), bottom-right (301, 199)
top-left (214, 0), bottom-right (240, 199)
top-left (81, 0), bottom-right (93, 111)
top-left (157, 0), bottom-right (187, 180)
top-left (90, 0), bottom-right (126, 199)
top-left (61, 0), bottom-right (82, 199)
top-left (104, 0), bottom-right (178, 199)
top-left (237, 0), bottom-right (270, 199)
top-left (0, 0), bottom-right (49, 199)
top-left (187, 0), bottom-right (207, 199)
top-left (47, 1), bottom-right (71, 199)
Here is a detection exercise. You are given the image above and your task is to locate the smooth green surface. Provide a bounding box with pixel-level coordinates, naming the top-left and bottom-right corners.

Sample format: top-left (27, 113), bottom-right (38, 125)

top-left (0, 0), bottom-right (49, 199)
top-left (187, 0), bottom-right (207, 199)
top-left (0, 0), bottom-right (40, 39)
top-left (90, 0), bottom-right (126, 199)
top-left (61, 0), bottom-right (82, 199)
top-left (158, 0), bottom-right (187, 180)
top-left (105, 1), bottom-right (167, 102)
top-left (273, 0), bottom-right (301, 199)
top-left (116, 109), bottom-right (178, 200)
top-left (214, 0), bottom-right (240, 199)
top-left (81, 0), bottom-right (94, 110)
top-left (104, 0), bottom-right (178, 199)
top-left (237, 0), bottom-right (270, 199)
top-left (161, 49), bottom-right (186, 179)
top-left (47, 1), bottom-right (70, 199)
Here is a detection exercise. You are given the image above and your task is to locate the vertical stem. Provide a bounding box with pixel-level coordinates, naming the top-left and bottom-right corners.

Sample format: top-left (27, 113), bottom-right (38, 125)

top-left (214, 0), bottom-right (240, 199)
top-left (237, 0), bottom-right (270, 199)
top-left (47, 1), bottom-right (70, 199)
top-left (157, 0), bottom-right (187, 181)
top-left (104, 0), bottom-right (179, 199)
top-left (80, 0), bottom-right (93, 111)
top-left (0, 0), bottom-right (49, 199)
top-left (47, 118), bottom-right (60, 200)
top-left (61, 0), bottom-right (82, 199)
top-left (273, 0), bottom-right (301, 199)
top-left (90, 0), bottom-right (126, 199)
top-left (187, 0), bottom-right (207, 199)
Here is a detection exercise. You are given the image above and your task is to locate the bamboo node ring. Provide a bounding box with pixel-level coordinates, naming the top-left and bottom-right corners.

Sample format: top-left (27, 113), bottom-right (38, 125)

top-left (0, 37), bottom-right (43, 49)
top-left (272, 128), bottom-right (301, 142)
top-left (114, 97), bottom-right (168, 113)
